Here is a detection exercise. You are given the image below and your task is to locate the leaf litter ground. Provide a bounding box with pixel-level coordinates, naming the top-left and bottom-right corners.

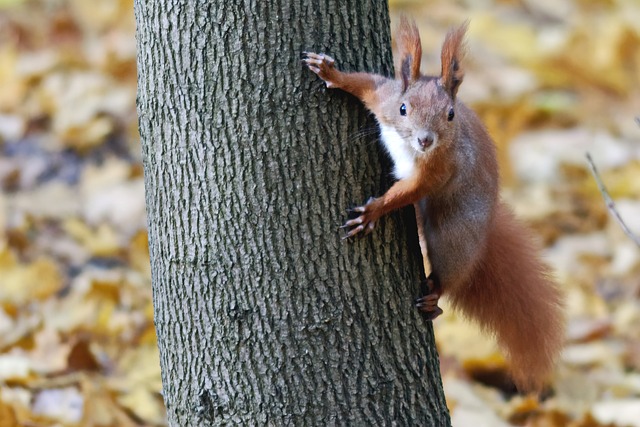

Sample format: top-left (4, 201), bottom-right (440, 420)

top-left (0, 0), bottom-right (639, 425)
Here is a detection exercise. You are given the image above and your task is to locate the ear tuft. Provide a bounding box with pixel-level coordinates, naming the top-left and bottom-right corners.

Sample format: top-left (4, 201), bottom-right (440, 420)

top-left (394, 16), bottom-right (422, 91)
top-left (440, 21), bottom-right (468, 99)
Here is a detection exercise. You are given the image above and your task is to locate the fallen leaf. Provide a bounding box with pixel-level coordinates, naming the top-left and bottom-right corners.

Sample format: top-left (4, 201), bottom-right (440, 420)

top-left (66, 338), bottom-right (100, 373)
top-left (31, 387), bottom-right (84, 424)
top-left (567, 317), bottom-right (613, 343)
top-left (0, 396), bottom-right (18, 427)
top-left (591, 399), bottom-right (640, 427)
top-left (28, 328), bottom-right (70, 375)
top-left (0, 250), bottom-right (64, 306)
top-left (64, 218), bottom-right (122, 257)
top-left (444, 379), bottom-right (511, 427)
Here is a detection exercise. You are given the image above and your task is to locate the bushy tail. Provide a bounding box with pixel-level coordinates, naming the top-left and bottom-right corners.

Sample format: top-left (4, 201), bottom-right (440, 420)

top-left (447, 202), bottom-right (565, 391)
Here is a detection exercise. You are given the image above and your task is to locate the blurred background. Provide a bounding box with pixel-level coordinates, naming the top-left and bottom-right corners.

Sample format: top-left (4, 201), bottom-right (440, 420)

top-left (0, 0), bottom-right (638, 425)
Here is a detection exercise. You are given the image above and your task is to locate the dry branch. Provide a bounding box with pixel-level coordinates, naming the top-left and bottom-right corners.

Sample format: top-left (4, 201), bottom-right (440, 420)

top-left (586, 152), bottom-right (640, 247)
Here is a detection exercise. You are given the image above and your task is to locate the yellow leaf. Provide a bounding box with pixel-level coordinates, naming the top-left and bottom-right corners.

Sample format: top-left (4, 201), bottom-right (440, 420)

top-left (113, 345), bottom-right (162, 391)
top-left (0, 245), bottom-right (16, 271)
top-left (116, 386), bottom-right (165, 426)
top-left (80, 376), bottom-right (138, 427)
top-left (128, 230), bottom-right (150, 278)
top-left (62, 117), bottom-right (114, 151)
top-left (0, 47), bottom-right (25, 111)
top-left (95, 300), bottom-right (116, 333)
top-left (109, 345), bottom-right (164, 424)
top-left (0, 255), bottom-right (63, 306)
top-left (63, 218), bottom-right (121, 257)
top-left (0, 393), bottom-right (18, 427)
top-left (138, 322), bottom-right (158, 346)
top-left (470, 14), bottom-right (540, 64)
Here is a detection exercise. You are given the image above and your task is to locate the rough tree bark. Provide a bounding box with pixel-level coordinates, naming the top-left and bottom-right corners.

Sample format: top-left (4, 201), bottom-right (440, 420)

top-left (135, 0), bottom-right (451, 425)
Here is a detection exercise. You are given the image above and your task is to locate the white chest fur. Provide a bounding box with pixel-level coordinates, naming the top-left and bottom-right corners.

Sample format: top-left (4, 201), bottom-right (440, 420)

top-left (379, 124), bottom-right (416, 179)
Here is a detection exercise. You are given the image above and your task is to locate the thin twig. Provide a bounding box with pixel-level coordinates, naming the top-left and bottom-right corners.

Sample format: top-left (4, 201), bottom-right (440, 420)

top-left (586, 152), bottom-right (640, 247)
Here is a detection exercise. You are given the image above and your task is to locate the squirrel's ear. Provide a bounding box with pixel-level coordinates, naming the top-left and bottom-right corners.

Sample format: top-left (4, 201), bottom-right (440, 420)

top-left (394, 16), bottom-right (422, 92)
top-left (440, 21), bottom-right (468, 99)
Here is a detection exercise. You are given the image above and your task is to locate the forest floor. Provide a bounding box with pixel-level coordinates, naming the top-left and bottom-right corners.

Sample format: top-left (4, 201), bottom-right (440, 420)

top-left (0, 0), bottom-right (639, 425)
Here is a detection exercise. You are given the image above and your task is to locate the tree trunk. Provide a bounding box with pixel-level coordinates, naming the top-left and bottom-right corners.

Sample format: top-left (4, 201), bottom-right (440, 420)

top-left (135, 1), bottom-right (451, 425)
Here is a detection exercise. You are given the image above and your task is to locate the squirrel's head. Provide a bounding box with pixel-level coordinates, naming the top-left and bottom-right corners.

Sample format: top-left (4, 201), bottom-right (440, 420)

top-left (381, 20), bottom-right (468, 156)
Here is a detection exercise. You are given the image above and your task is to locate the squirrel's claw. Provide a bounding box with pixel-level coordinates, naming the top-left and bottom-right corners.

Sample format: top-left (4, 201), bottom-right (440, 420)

top-left (415, 278), bottom-right (444, 320)
top-left (415, 294), bottom-right (439, 305)
top-left (341, 224), bottom-right (365, 240)
top-left (415, 294), bottom-right (444, 319)
top-left (341, 197), bottom-right (379, 239)
top-left (342, 216), bottom-right (363, 228)
top-left (341, 213), bottom-right (377, 239)
top-left (416, 305), bottom-right (444, 320)
top-left (302, 52), bottom-right (335, 65)
top-left (365, 221), bottom-right (375, 234)
top-left (302, 52), bottom-right (339, 88)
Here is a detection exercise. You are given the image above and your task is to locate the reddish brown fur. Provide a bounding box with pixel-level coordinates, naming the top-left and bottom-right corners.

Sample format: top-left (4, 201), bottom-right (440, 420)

top-left (441, 22), bottom-right (468, 98)
top-left (447, 203), bottom-right (564, 390)
top-left (366, 141), bottom-right (457, 223)
top-left (394, 16), bottom-right (422, 87)
top-left (304, 20), bottom-right (565, 391)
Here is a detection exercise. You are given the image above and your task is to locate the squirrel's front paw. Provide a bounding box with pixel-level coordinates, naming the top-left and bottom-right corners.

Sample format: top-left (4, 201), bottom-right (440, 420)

top-left (341, 197), bottom-right (379, 239)
top-left (302, 52), bottom-right (340, 88)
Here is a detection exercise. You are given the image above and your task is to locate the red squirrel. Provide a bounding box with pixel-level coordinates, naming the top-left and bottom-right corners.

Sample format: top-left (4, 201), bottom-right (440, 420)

top-left (303, 18), bottom-right (564, 391)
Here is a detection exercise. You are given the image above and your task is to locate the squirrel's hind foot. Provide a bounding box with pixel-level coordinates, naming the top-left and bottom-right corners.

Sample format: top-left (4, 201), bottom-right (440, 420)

top-left (415, 276), bottom-right (443, 320)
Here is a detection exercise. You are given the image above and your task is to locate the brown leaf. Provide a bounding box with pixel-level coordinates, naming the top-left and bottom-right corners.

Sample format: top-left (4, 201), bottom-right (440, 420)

top-left (66, 338), bottom-right (100, 373)
top-left (567, 317), bottom-right (613, 344)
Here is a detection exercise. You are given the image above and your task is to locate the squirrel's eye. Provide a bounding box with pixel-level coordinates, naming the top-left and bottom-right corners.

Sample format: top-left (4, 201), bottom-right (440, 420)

top-left (447, 107), bottom-right (455, 121)
top-left (400, 103), bottom-right (407, 116)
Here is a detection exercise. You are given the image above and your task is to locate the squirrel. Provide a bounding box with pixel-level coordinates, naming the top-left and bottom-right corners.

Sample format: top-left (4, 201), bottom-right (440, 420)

top-left (303, 18), bottom-right (564, 391)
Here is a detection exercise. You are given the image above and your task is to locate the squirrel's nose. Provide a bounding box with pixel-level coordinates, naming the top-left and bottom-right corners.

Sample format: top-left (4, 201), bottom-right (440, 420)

top-left (418, 132), bottom-right (436, 149)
